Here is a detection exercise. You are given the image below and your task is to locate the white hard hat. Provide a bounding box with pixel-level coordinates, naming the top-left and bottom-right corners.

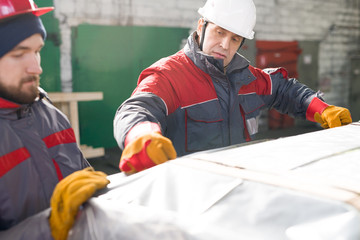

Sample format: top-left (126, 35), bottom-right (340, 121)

top-left (198, 0), bottom-right (256, 40)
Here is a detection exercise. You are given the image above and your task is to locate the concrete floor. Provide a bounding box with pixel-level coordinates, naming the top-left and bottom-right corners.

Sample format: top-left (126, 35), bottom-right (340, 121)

top-left (88, 122), bottom-right (322, 175)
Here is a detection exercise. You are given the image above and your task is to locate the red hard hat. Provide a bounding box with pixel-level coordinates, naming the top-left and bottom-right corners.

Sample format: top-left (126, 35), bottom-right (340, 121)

top-left (0, 0), bottom-right (54, 20)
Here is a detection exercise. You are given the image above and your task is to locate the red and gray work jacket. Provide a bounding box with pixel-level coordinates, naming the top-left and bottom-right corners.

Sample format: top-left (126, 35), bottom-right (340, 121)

top-left (0, 89), bottom-right (89, 239)
top-left (114, 32), bottom-right (322, 157)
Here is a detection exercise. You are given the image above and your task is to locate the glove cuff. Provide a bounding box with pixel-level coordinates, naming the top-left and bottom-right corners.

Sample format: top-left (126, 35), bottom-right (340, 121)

top-left (125, 121), bottom-right (161, 146)
top-left (306, 97), bottom-right (329, 122)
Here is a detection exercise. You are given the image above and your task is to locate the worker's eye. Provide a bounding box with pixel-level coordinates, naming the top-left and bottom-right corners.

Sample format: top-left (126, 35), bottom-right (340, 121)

top-left (217, 30), bottom-right (223, 35)
top-left (11, 52), bottom-right (24, 58)
top-left (232, 37), bottom-right (241, 42)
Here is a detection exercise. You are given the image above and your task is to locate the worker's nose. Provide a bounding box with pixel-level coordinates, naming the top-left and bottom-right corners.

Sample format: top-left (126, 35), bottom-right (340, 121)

top-left (220, 36), bottom-right (231, 50)
top-left (26, 53), bottom-right (43, 75)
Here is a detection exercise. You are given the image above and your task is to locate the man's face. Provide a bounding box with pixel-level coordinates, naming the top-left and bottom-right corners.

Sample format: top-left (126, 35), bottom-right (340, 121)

top-left (0, 33), bottom-right (44, 104)
top-left (197, 19), bottom-right (243, 67)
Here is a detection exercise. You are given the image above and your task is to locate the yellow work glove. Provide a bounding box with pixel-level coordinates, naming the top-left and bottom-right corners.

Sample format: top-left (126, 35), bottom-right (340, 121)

top-left (314, 105), bottom-right (352, 128)
top-left (120, 132), bottom-right (177, 174)
top-left (49, 167), bottom-right (110, 240)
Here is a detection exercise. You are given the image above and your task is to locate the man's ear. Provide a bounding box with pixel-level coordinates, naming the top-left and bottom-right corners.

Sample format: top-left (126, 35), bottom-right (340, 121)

top-left (196, 18), bottom-right (205, 38)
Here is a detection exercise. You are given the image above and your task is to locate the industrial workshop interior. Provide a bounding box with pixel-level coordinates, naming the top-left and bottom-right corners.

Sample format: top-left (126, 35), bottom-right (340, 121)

top-left (1, 0), bottom-right (360, 239)
top-left (55, 0), bottom-right (360, 175)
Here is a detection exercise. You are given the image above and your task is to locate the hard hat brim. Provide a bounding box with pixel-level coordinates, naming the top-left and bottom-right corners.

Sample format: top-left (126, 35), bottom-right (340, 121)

top-left (32, 7), bottom-right (54, 16)
top-left (2, 7), bottom-right (54, 20)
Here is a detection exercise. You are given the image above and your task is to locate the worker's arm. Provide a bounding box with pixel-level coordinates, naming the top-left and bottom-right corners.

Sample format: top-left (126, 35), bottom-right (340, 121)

top-left (114, 92), bottom-right (169, 150)
top-left (254, 67), bottom-right (352, 127)
top-left (114, 92), bottom-right (177, 174)
top-left (250, 67), bottom-right (319, 119)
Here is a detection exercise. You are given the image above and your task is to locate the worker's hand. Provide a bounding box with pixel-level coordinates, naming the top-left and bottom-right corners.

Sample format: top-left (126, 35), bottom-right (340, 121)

top-left (314, 105), bottom-right (352, 128)
top-left (120, 132), bottom-right (177, 174)
top-left (49, 167), bottom-right (110, 240)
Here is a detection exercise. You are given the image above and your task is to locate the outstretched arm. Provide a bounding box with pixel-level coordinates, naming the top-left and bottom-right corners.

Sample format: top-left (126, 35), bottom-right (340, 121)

top-left (114, 93), bottom-right (176, 174)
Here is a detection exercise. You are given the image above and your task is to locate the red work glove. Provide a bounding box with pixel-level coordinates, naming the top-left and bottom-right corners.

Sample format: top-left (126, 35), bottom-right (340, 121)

top-left (120, 122), bottom-right (177, 174)
top-left (306, 97), bottom-right (352, 128)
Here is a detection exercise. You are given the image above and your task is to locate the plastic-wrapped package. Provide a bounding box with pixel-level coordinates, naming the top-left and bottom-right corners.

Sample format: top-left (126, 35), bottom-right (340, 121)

top-left (69, 123), bottom-right (360, 240)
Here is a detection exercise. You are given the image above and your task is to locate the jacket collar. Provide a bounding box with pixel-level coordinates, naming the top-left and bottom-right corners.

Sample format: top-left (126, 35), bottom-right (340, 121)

top-left (0, 88), bottom-right (45, 120)
top-left (0, 97), bottom-right (20, 109)
top-left (0, 97), bottom-right (26, 120)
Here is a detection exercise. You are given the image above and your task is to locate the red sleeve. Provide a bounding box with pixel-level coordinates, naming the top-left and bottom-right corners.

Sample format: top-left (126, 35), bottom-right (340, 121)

top-left (134, 70), bottom-right (180, 115)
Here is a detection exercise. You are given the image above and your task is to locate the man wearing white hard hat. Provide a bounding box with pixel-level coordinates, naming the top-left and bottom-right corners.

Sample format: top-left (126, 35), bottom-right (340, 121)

top-left (0, 0), bottom-right (109, 239)
top-left (113, 0), bottom-right (352, 174)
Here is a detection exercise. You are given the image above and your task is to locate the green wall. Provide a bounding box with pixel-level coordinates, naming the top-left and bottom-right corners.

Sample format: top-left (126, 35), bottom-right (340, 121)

top-left (72, 24), bottom-right (190, 148)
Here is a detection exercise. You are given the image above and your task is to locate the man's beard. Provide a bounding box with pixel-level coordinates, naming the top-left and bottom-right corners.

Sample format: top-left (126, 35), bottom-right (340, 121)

top-left (0, 76), bottom-right (40, 104)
